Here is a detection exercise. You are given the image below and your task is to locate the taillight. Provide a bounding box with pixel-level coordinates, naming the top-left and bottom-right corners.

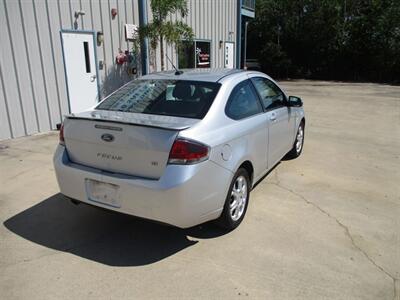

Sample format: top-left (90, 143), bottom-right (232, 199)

top-left (168, 138), bottom-right (210, 165)
top-left (59, 123), bottom-right (65, 145)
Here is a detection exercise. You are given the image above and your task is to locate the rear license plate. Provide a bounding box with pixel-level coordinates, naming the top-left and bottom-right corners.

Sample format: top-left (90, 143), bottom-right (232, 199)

top-left (86, 179), bottom-right (121, 208)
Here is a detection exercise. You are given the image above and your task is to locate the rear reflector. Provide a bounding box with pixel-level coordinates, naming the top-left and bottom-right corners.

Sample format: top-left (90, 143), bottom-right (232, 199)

top-left (168, 138), bottom-right (210, 165)
top-left (59, 123), bottom-right (65, 145)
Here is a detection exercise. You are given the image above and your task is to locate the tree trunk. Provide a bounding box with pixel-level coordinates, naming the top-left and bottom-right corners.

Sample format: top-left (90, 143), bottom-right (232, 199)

top-left (160, 35), bottom-right (165, 71)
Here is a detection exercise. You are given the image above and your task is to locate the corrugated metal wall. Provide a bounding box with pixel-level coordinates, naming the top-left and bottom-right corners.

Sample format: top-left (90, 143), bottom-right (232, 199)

top-left (0, 0), bottom-right (237, 140)
top-left (0, 0), bottom-right (140, 140)
top-left (148, 0), bottom-right (237, 72)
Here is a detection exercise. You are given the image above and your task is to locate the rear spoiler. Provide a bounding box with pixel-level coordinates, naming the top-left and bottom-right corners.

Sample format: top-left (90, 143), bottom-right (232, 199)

top-left (65, 115), bottom-right (192, 131)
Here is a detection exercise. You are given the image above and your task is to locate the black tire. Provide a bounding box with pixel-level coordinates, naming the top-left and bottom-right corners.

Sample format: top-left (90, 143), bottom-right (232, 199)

top-left (216, 168), bottom-right (251, 230)
top-left (285, 121), bottom-right (305, 160)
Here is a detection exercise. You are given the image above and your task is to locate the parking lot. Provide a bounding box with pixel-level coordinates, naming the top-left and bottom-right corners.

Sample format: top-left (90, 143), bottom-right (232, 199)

top-left (0, 80), bottom-right (399, 299)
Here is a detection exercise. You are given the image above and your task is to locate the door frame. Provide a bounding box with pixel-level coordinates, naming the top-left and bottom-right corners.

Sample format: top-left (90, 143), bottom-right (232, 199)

top-left (60, 29), bottom-right (101, 114)
top-left (224, 41), bottom-right (235, 68)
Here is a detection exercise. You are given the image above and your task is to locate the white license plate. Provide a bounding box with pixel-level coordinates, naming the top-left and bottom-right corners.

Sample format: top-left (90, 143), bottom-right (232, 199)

top-left (86, 179), bottom-right (120, 208)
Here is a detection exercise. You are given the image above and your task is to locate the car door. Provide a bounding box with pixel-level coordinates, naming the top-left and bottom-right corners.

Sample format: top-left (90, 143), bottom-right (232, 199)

top-left (225, 79), bottom-right (268, 179)
top-left (250, 76), bottom-right (295, 168)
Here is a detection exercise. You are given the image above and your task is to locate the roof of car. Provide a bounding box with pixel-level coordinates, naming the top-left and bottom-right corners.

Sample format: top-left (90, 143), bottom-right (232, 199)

top-left (140, 68), bottom-right (246, 82)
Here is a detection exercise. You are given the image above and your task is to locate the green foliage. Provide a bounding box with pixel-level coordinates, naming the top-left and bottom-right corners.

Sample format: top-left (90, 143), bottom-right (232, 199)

top-left (150, 0), bottom-right (188, 21)
top-left (138, 0), bottom-right (194, 70)
top-left (248, 0), bottom-right (400, 82)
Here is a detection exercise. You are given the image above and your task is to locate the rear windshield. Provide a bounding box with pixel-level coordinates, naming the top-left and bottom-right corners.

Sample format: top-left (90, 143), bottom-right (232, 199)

top-left (96, 79), bottom-right (221, 119)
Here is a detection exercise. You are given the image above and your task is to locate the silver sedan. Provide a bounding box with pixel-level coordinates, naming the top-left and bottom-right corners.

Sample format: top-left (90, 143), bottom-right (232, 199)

top-left (54, 69), bottom-right (305, 229)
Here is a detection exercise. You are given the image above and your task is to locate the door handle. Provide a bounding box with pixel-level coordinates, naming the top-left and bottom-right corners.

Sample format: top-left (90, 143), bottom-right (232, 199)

top-left (270, 113), bottom-right (277, 121)
top-left (90, 75), bottom-right (96, 82)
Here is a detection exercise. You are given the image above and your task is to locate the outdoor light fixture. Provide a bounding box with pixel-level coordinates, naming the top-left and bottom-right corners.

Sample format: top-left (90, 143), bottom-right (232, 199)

top-left (219, 40), bottom-right (223, 49)
top-left (74, 10), bottom-right (85, 29)
top-left (74, 10), bottom-right (85, 19)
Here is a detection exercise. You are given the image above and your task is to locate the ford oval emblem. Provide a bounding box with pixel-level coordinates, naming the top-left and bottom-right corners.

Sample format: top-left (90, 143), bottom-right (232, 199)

top-left (101, 133), bottom-right (114, 142)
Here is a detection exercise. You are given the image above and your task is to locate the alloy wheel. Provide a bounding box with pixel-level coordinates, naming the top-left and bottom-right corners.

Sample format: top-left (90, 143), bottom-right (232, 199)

top-left (229, 175), bottom-right (248, 221)
top-left (296, 125), bottom-right (304, 154)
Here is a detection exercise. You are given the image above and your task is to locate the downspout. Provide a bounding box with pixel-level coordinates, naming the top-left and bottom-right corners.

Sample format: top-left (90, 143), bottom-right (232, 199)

top-left (243, 21), bottom-right (248, 69)
top-left (138, 0), bottom-right (149, 75)
top-left (236, 0), bottom-right (242, 69)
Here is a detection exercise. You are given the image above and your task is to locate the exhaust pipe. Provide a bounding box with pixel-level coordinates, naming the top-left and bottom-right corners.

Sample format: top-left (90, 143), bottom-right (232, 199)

top-left (70, 198), bottom-right (81, 205)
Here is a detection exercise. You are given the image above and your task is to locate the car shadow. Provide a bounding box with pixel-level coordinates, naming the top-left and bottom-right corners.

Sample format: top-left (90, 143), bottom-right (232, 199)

top-left (3, 193), bottom-right (228, 267)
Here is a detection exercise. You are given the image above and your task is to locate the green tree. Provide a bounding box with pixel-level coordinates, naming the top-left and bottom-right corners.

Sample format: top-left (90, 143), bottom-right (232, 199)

top-left (248, 0), bottom-right (400, 83)
top-left (138, 0), bottom-right (194, 71)
top-left (340, 0), bottom-right (400, 81)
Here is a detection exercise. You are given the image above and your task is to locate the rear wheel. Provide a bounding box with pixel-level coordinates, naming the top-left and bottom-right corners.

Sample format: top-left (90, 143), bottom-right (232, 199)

top-left (217, 168), bottom-right (250, 230)
top-left (285, 121), bottom-right (304, 159)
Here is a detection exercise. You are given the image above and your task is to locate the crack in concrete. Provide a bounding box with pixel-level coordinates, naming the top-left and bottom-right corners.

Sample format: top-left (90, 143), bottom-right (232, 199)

top-left (270, 170), bottom-right (398, 300)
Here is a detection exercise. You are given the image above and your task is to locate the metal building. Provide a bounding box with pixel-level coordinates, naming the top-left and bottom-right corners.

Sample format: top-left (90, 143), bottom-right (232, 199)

top-left (0, 0), bottom-right (255, 140)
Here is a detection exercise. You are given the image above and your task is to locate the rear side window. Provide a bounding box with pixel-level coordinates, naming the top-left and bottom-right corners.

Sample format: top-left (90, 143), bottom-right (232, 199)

top-left (225, 80), bottom-right (263, 120)
top-left (96, 79), bottom-right (221, 119)
top-left (251, 77), bottom-right (286, 111)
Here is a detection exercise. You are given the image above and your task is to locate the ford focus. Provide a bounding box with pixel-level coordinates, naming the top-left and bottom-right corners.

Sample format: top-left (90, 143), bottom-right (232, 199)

top-left (54, 69), bottom-right (305, 229)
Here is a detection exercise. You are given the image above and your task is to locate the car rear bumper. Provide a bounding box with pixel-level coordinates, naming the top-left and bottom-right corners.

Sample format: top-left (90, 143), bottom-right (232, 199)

top-left (53, 145), bottom-right (233, 228)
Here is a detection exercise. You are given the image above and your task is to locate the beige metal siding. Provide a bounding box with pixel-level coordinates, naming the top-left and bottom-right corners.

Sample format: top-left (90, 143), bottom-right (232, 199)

top-left (0, 0), bottom-right (140, 140)
top-left (0, 0), bottom-right (237, 140)
top-left (147, 0), bottom-right (237, 72)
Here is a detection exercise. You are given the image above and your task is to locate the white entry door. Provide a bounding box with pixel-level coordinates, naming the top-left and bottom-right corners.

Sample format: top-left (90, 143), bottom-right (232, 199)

top-left (224, 42), bottom-right (235, 68)
top-left (61, 31), bottom-right (99, 113)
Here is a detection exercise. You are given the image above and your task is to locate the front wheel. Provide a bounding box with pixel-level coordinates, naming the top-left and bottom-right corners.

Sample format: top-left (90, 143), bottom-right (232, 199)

top-left (216, 168), bottom-right (250, 230)
top-left (285, 122), bottom-right (305, 159)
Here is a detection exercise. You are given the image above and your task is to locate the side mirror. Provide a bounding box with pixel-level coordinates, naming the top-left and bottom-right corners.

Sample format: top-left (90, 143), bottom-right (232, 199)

top-left (288, 96), bottom-right (303, 107)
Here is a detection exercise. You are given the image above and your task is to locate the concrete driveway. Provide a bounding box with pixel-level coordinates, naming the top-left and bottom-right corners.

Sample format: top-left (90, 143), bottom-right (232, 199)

top-left (1, 81), bottom-right (399, 299)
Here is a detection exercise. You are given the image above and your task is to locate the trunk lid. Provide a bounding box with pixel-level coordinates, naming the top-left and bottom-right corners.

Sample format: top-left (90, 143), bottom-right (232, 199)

top-left (63, 111), bottom-right (199, 179)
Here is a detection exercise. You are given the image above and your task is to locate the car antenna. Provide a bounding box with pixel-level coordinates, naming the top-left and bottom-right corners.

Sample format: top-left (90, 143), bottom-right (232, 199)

top-left (166, 53), bottom-right (183, 75)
